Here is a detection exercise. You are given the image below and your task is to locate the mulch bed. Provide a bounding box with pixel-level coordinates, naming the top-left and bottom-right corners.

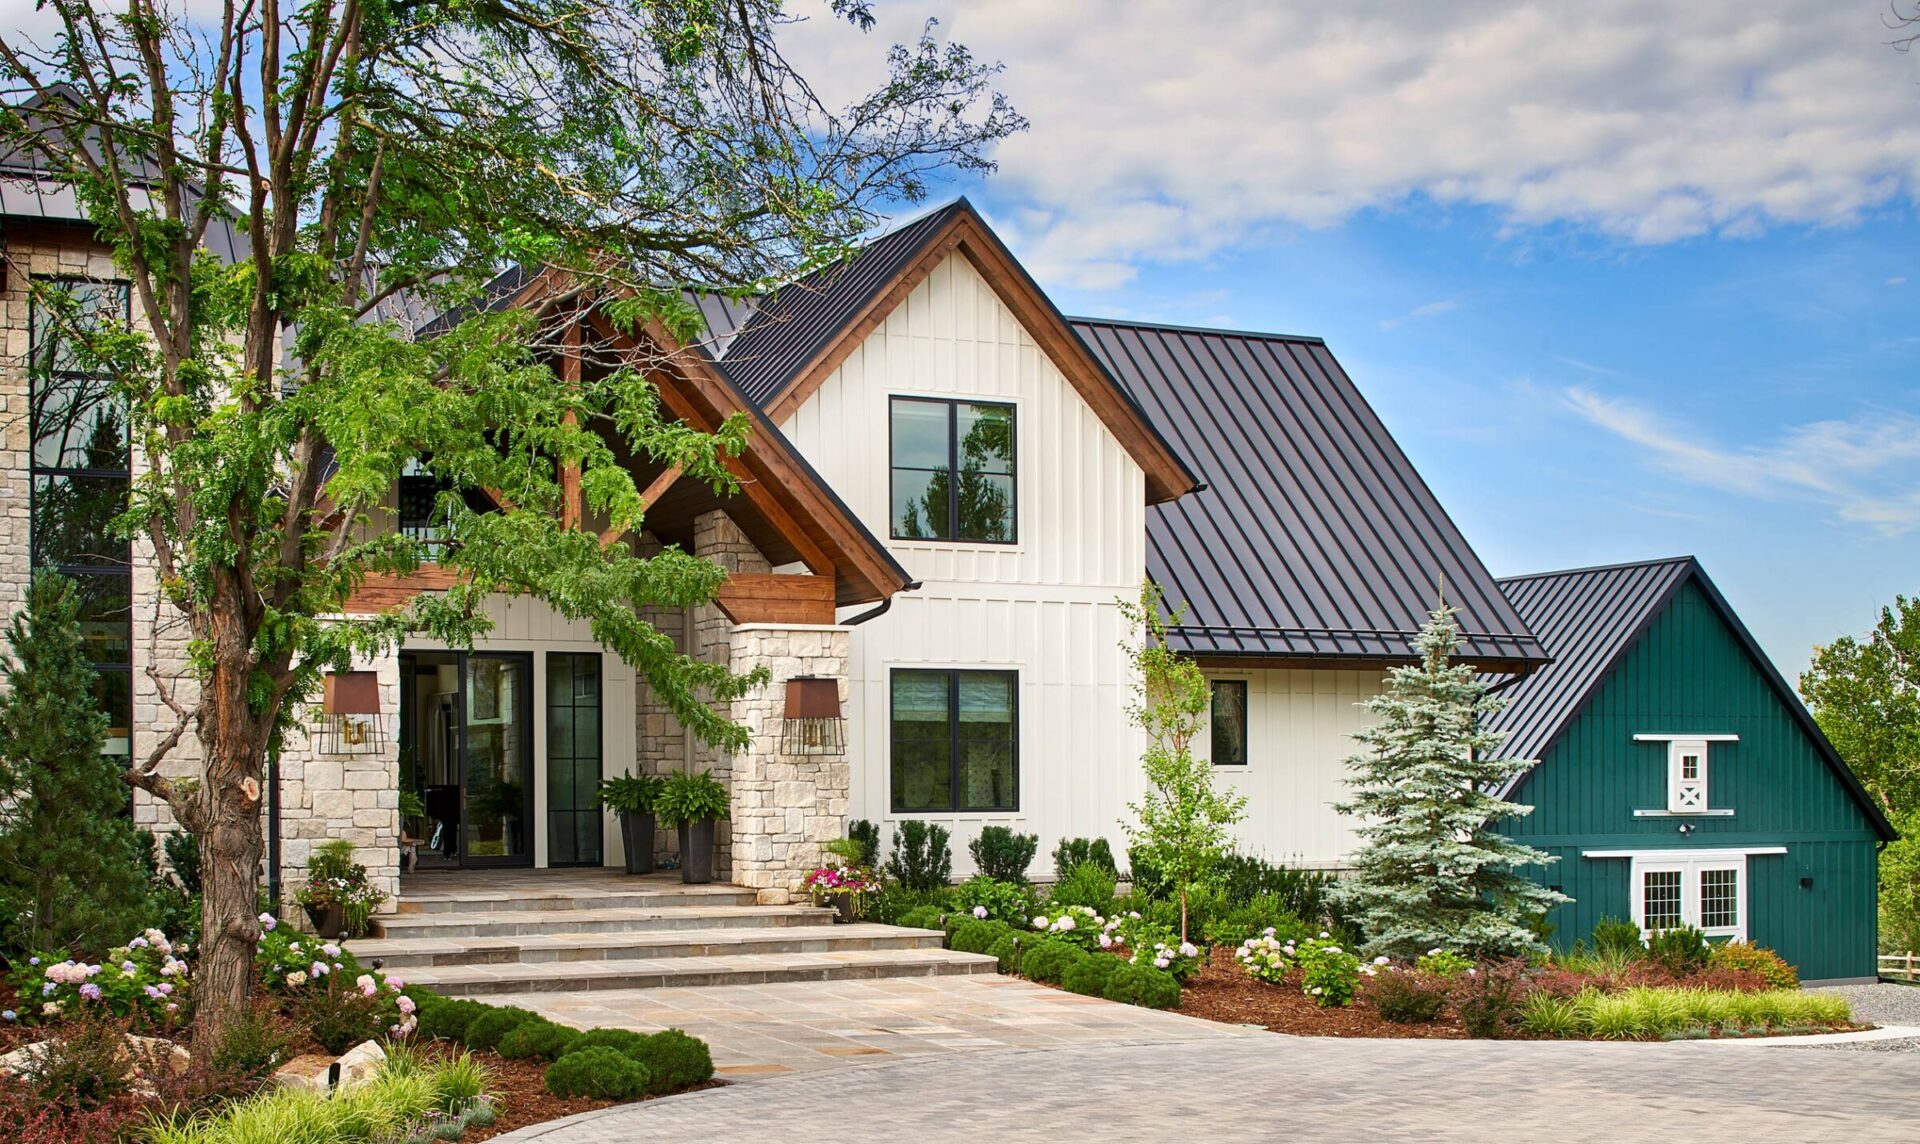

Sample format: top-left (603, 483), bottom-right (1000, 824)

top-left (1175, 947), bottom-right (1467, 1038)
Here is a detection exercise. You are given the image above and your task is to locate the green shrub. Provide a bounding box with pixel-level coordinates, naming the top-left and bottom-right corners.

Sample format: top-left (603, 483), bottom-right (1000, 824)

top-left (1591, 916), bottom-right (1645, 960)
top-left (1647, 925), bottom-right (1710, 976)
top-left (1020, 940), bottom-right (1086, 984)
top-left (565, 1027), bottom-right (650, 1058)
top-left (463, 1006), bottom-right (542, 1052)
top-left (1296, 938), bottom-right (1361, 1007)
top-left (1364, 971), bottom-right (1446, 1023)
top-left (144, 1054), bottom-right (486, 1142)
top-left (418, 996), bottom-right (490, 1043)
top-left (211, 1005), bottom-right (296, 1079)
top-left (1126, 845), bottom-right (1172, 900)
top-left (1062, 953), bottom-right (1122, 997)
top-left (1201, 894), bottom-right (1309, 948)
top-left (848, 819), bottom-right (882, 868)
top-left (1707, 941), bottom-right (1799, 989)
top-left (969, 827), bottom-right (1039, 883)
top-left (632, 1029), bottom-right (714, 1093)
top-left (895, 905), bottom-right (949, 931)
top-left (870, 883), bottom-right (949, 924)
top-left (1052, 837), bottom-right (1117, 876)
top-left (23, 1016), bottom-right (135, 1110)
top-left (886, 821), bottom-right (953, 891)
top-left (543, 1046), bottom-right (651, 1101)
top-left (1414, 949), bottom-right (1474, 978)
top-left (498, 1020), bottom-right (581, 1062)
top-left (949, 919), bottom-right (1013, 954)
top-left (949, 875), bottom-right (1032, 924)
top-left (1519, 992), bottom-right (1583, 1038)
top-left (290, 980), bottom-right (389, 1055)
top-left (1102, 962), bottom-right (1180, 1009)
top-left (1215, 854), bottom-right (1334, 922)
top-left (1048, 862), bottom-right (1118, 912)
top-left (986, 932), bottom-right (1024, 974)
top-left (430, 1053), bottom-right (490, 1115)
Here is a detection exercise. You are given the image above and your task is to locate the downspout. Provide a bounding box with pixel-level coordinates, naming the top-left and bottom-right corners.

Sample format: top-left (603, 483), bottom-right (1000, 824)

top-left (841, 580), bottom-right (922, 627)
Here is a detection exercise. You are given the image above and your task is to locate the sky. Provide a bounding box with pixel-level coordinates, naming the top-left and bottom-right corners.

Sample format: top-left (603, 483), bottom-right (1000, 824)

top-left (788, 0), bottom-right (1920, 680)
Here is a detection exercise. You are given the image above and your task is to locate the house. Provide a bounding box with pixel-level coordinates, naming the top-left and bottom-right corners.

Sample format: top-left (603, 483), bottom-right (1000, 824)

top-left (0, 135), bottom-right (1884, 983)
top-left (1485, 557), bottom-right (1895, 983)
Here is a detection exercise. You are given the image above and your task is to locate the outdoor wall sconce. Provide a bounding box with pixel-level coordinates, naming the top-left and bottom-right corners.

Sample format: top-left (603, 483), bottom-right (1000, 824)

top-left (316, 670), bottom-right (386, 755)
top-left (780, 676), bottom-right (844, 755)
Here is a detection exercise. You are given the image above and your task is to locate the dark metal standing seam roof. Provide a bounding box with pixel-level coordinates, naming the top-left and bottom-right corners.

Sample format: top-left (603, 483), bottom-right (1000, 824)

top-left (1484, 557), bottom-right (1695, 765)
top-left (1486, 556), bottom-right (1896, 840)
top-left (1073, 318), bottom-right (1547, 667)
top-left (714, 202), bottom-right (966, 406)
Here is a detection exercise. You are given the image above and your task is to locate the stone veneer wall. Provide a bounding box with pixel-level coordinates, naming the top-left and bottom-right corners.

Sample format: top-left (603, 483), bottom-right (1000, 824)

top-left (727, 624), bottom-right (851, 904)
top-left (688, 511), bottom-right (767, 881)
top-left (275, 649), bottom-right (403, 912)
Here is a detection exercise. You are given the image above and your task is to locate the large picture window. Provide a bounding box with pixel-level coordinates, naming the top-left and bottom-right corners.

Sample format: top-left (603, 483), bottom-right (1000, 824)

top-left (890, 669), bottom-right (1018, 812)
top-left (1210, 680), bottom-right (1248, 766)
top-left (889, 397), bottom-right (1015, 542)
top-left (30, 277), bottom-right (132, 763)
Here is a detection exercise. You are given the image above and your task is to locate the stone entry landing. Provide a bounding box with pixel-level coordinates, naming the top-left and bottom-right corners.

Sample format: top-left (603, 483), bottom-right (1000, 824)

top-left (358, 869), bottom-right (992, 996)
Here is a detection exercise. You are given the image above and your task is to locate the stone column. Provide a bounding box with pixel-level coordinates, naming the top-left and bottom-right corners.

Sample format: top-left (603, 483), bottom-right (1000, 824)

top-left (689, 511), bottom-right (767, 881)
top-left (727, 624), bottom-right (850, 904)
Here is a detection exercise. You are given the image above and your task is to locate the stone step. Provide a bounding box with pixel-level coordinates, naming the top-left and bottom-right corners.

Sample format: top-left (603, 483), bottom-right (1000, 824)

top-left (391, 884), bottom-right (760, 915)
top-left (375, 903), bottom-right (833, 940)
top-left (395, 946), bottom-right (999, 997)
top-left (352, 924), bottom-right (946, 969)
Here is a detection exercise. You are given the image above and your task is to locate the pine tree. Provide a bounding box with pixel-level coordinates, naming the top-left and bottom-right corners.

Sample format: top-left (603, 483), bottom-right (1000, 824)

top-left (1334, 604), bottom-right (1567, 959)
top-left (1121, 583), bottom-right (1247, 943)
top-left (0, 574), bottom-right (156, 954)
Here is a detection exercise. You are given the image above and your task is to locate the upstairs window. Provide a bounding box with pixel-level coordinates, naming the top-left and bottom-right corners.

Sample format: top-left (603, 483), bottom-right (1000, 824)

top-left (1668, 739), bottom-right (1709, 813)
top-left (889, 397), bottom-right (1015, 543)
top-left (1210, 680), bottom-right (1248, 766)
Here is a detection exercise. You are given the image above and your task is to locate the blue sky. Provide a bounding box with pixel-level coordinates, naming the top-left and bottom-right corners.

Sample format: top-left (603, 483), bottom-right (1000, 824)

top-left (791, 0), bottom-right (1920, 680)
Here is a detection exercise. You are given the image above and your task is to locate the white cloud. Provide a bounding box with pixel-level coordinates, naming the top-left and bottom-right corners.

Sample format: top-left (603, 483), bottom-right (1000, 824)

top-left (1889, 276), bottom-right (1909, 286)
top-left (1564, 386), bottom-right (1920, 534)
top-left (1379, 298), bottom-right (1460, 331)
top-left (789, 1), bottom-right (1920, 287)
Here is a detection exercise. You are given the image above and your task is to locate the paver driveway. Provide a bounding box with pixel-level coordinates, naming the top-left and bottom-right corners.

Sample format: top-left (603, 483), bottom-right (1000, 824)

top-left (495, 1034), bottom-right (1920, 1143)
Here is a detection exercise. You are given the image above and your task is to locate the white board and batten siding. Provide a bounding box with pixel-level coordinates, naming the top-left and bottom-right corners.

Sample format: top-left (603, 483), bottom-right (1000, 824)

top-left (405, 592), bottom-right (638, 870)
top-left (778, 252), bottom-right (1149, 877)
top-left (1201, 667), bottom-right (1386, 869)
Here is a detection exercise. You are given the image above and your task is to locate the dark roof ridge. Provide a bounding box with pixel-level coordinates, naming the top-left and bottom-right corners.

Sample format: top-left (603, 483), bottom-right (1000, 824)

top-left (1068, 314), bottom-right (1328, 346)
top-left (1497, 555), bottom-right (1698, 584)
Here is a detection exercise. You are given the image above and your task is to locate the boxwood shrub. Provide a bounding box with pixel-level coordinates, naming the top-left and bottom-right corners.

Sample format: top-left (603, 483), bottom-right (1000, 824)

top-left (949, 919), bottom-right (1013, 954)
top-left (1020, 940), bottom-right (1086, 984)
top-left (1102, 962), bottom-right (1180, 1009)
top-left (463, 1006), bottom-right (542, 1052)
top-left (634, 1029), bottom-right (714, 1093)
top-left (895, 905), bottom-right (948, 931)
top-left (1062, 952), bottom-right (1122, 997)
top-left (986, 932), bottom-right (1024, 974)
top-left (564, 1027), bottom-right (650, 1058)
top-left (415, 996), bottom-right (489, 1043)
top-left (498, 1020), bottom-right (582, 1061)
top-left (544, 1046), bottom-right (652, 1100)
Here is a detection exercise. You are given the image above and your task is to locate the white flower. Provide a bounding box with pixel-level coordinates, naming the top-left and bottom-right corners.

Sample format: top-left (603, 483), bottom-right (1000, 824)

top-left (356, 974), bottom-right (376, 992)
top-left (1098, 934), bottom-right (1114, 949)
top-left (1032, 916), bottom-right (1048, 929)
top-left (1319, 931), bottom-right (1330, 939)
top-left (258, 912), bottom-right (277, 932)
top-left (1428, 948), bottom-right (1443, 956)
top-left (1374, 956), bottom-right (1390, 966)
top-left (1178, 942), bottom-right (1197, 958)
top-left (1056, 916), bottom-right (1076, 932)
top-left (1153, 957), bottom-right (1170, 969)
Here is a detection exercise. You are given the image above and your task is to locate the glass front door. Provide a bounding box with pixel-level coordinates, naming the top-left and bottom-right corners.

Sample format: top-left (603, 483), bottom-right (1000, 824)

top-left (545, 653), bottom-right (604, 867)
top-left (461, 653), bottom-right (533, 866)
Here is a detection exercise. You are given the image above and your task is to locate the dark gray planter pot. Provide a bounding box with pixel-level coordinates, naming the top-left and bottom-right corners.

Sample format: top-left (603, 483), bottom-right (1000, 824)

top-left (677, 819), bottom-right (716, 884)
top-left (619, 811), bottom-right (656, 875)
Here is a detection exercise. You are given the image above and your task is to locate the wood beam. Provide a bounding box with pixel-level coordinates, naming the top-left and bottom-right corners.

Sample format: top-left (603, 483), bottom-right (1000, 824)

top-left (599, 465), bottom-right (683, 547)
top-left (559, 320), bottom-right (583, 530)
top-left (343, 564), bottom-right (468, 614)
top-left (713, 572), bottom-right (836, 626)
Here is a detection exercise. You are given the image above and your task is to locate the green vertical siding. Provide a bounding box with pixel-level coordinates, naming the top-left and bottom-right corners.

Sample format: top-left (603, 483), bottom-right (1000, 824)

top-left (1501, 581), bottom-right (1881, 981)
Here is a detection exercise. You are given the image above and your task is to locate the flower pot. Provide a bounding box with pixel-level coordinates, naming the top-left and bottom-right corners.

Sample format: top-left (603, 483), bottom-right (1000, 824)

top-left (303, 902), bottom-right (347, 938)
top-left (829, 894), bottom-right (857, 923)
top-left (619, 810), bottom-right (657, 875)
top-left (677, 819), bottom-right (716, 884)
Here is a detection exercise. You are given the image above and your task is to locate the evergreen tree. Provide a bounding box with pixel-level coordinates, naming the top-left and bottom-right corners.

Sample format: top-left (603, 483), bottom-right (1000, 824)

top-left (1121, 583), bottom-right (1247, 943)
top-left (0, 574), bottom-right (155, 954)
top-left (1334, 604), bottom-right (1566, 959)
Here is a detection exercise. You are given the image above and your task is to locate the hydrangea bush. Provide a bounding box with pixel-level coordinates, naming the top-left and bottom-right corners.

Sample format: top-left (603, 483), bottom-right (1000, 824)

top-left (255, 914), bottom-right (416, 1039)
top-left (1296, 936), bottom-right (1365, 1007)
top-left (1235, 927), bottom-right (1294, 984)
top-left (950, 875), bottom-right (1033, 924)
top-left (1415, 948), bottom-right (1475, 978)
top-left (6, 927), bottom-right (191, 1027)
top-left (1029, 906), bottom-right (1105, 951)
top-left (1101, 912), bottom-right (1200, 980)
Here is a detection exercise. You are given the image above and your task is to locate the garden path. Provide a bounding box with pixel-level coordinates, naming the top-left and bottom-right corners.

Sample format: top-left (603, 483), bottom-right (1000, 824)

top-left (491, 1033), bottom-right (1920, 1142)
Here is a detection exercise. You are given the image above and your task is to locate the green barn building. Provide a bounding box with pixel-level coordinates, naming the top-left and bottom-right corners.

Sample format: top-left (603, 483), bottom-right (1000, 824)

top-left (1488, 557), bottom-right (1895, 984)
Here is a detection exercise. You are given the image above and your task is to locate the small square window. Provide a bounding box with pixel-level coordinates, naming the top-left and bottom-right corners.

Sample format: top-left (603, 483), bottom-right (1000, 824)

top-left (1210, 680), bottom-right (1247, 766)
top-left (889, 397), bottom-right (1016, 543)
top-left (1667, 740), bottom-right (1710, 813)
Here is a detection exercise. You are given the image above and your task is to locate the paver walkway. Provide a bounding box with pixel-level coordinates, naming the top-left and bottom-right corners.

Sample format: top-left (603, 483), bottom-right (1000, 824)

top-left (495, 1034), bottom-right (1920, 1142)
top-left (486, 973), bottom-right (1250, 1077)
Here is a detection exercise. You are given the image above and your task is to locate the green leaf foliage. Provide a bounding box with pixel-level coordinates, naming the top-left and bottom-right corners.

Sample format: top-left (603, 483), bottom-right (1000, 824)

top-left (544, 1047), bottom-right (651, 1102)
top-left (1333, 604), bottom-right (1568, 960)
top-left (887, 820), bottom-right (953, 891)
top-left (968, 826), bottom-right (1038, 883)
top-left (0, 574), bottom-right (157, 955)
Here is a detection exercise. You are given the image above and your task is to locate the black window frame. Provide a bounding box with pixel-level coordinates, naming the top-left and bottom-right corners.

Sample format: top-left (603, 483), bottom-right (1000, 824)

top-left (888, 667), bottom-right (1020, 813)
top-left (887, 395), bottom-right (1018, 544)
top-left (544, 651), bottom-right (604, 868)
top-left (1210, 679), bottom-right (1248, 767)
top-left (29, 275), bottom-right (133, 768)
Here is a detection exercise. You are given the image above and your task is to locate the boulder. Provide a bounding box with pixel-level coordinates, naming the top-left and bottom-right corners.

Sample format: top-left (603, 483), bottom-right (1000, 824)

top-left (271, 1039), bottom-right (386, 1095)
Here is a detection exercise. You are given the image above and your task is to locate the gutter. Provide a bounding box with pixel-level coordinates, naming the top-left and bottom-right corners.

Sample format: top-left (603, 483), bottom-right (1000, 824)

top-left (841, 580), bottom-right (921, 627)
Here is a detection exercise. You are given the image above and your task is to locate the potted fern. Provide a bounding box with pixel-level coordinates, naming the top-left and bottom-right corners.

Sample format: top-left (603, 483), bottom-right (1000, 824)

top-left (655, 770), bottom-right (729, 884)
top-left (599, 771), bottom-right (665, 875)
